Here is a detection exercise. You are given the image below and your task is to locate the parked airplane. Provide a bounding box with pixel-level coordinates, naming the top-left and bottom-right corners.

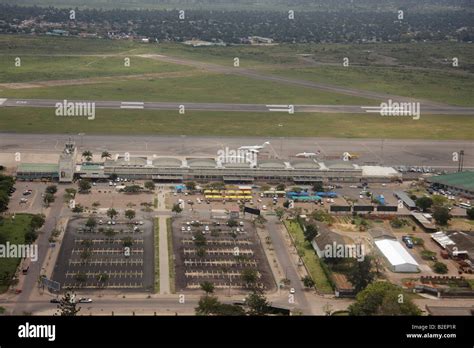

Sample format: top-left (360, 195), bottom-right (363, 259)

top-left (238, 141), bottom-right (270, 153)
top-left (295, 152), bottom-right (318, 158)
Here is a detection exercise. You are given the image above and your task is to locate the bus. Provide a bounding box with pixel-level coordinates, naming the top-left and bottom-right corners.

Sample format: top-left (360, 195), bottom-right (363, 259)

top-left (459, 203), bottom-right (472, 209)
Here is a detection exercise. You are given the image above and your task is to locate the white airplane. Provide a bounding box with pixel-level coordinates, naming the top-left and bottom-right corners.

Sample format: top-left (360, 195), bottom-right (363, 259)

top-left (238, 141), bottom-right (270, 153)
top-left (295, 152), bottom-right (318, 158)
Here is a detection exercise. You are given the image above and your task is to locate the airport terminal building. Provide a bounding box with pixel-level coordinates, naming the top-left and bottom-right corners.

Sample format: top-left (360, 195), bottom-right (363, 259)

top-left (16, 143), bottom-right (402, 184)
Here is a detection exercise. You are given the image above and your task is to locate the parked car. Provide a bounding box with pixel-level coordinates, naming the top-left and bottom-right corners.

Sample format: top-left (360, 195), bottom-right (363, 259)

top-left (78, 298), bottom-right (92, 303)
top-left (50, 298), bottom-right (60, 303)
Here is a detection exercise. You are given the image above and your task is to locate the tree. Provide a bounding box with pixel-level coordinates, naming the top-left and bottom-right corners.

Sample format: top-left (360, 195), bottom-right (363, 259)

top-left (275, 207), bottom-right (285, 220)
top-left (45, 185), bottom-right (57, 194)
top-left (276, 183), bottom-right (286, 191)
top-left (106, 208), bottom-right (118, 220)
top-left (185, 181), bottom-right (196, 190)
top-left (172, 203), bottom-right (183, 215)
top-left (415, 196), bottom-right (433, 212)
top-left (303, 224), bottom-right (318, 242)
top-left (346, 256), bottom-right (376, 293)
top-left (241, 268), bottom-right (258, 288)
top-left (195, 295), bottom-right (221, 315)
top-left (144, 181), bottom-right (155, 191)
top-left (348, 282), bottom-right (421, 316)
top-left (227, 219), bottom-right (238, 227)
top-left (30, 214), bottom-right (45, 230)
top-left (56, 290), bottom-right (81, 316)
top-left (122, 236), bottom-right (133, 248)
top-left (302, 275), bottom-right (315, 289)
top-left (85, 217), bottom-right (96, 232)
top-left (101, 151), bottom-right (111, 160)
top-left (125, 209), bottom-right (136, 221)
top-left (78, 179), bottom-right (91, 193)
top-left (200, 281), bottom-right (215, 295)
top-left (123, 185), bottom-right (141, 193)
top-left (312, 182), bottom-right (324, 192)
top-left (246, 291), bottom-right (270, 316)
top-left (467, 208), bottom-right (474, 220)
top-left (433, 206), bottom-right (451, 226)
top-left (81, 150), bottom-right (93, 162)
top-left (433, 261), bottom-right (448, 274)
top-left (43, 192), bottom-right (55, 206)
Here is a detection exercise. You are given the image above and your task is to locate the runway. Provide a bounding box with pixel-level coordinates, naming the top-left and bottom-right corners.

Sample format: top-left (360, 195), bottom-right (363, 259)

top-left (1, 98), bottom-right (474, 115)
top-left (0, 133), bottom-right (472, 169)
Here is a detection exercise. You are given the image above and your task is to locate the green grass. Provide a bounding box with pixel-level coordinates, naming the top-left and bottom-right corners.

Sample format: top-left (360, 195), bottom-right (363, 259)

top-left (0, 72), bottom-right (374, 105)
top-left (166, 218), bottom-right (175, 294)
top-left (284, 220), bottom-right (333, 294)
top-left (1, 107), bottom-right (473, 139)
top-left (0, 55), bottom-right (192, 83)
top-left (154, 218), bottom-right (159, 293)
top-left (269, 66), bottom-right (474, 106)
top-left (0, 214), bottom-right (34, 293)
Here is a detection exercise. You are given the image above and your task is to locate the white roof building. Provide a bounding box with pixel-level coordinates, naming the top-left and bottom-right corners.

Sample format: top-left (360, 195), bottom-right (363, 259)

top-left (375, 239), bottom-right (419, 273)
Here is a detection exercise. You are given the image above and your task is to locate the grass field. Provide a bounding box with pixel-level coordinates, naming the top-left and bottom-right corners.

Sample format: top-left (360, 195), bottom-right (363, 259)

top-left (0, 107), bottom-right (473, 139)
top-left (269, 66), bottom-right (474, 106)
top-left (0, 214), bottom-right (34, 293)
top-left (0, 73), bottom-right (375, 105)
top-left (284, 220), bottom-right (333, 294)
top-left (0, 55), bottom-right (192, 83)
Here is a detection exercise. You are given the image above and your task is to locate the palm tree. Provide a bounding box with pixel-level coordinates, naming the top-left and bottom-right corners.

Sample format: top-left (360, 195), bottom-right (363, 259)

top-left (82, 150), bottom-right (93, 162)
top-left (200, 281), bottom-right (215, 295)
top-left (101, 151), bottom-right (111, 160)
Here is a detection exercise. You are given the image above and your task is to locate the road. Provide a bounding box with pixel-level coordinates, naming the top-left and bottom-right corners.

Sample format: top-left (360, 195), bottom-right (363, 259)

top-left (2, 97), bottom-right (474, 115)
top-left (0, 133), bottom-right (472, 169)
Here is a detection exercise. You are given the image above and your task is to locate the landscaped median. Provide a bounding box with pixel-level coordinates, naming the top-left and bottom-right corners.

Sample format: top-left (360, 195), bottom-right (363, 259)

top-left (166, 218), bottom-right (175, 294)
top-left (154, 218), bottom-right (159, 293)
top-left (284, 219), bottom-right (333, 294)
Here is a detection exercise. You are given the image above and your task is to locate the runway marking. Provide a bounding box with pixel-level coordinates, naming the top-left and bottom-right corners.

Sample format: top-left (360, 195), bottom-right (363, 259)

top-left (120, 101), bottom-right (144, 109)
top-left (266, 104), bottom-right (294, 113)
top-left (0, 98), bottom-right (7, 106)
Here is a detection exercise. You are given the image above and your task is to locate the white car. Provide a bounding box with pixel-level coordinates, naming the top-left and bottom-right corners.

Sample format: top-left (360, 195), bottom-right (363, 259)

top-left (181, 227), bottom-right (186, 231)
top-left (111, 221), bottom-right (116, 225)
top-left (187, 227), bottom-right (191, 231)
top-left (107, 221), bottom-right (112, 225)
top-left (204, 225), bottom-right (209, 231)
top-left (262, 205), bottom-right (267, 210)
top-left (239, 221), bottom-right (244, 226)
top-left (109, 181), bottom-right (113, 186)
top-left (98, 220), bottom-right (103, 225)
top-left (78, 297), bottom-right (92, 303)
top-left (289, 288), bottom-right (296, 294)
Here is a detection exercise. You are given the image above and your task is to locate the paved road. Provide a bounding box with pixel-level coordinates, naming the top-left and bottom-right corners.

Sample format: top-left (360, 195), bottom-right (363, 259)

top-left (0, 133), bottom-right (472, 169)
top-left (265, 216), bottom-right (311, 313)
top-left (13, 185), bottom-right (65, 314)
top-left (2, 97), bottom-right (474, 115)
top-left (157, 191), bottom-right (171, 295)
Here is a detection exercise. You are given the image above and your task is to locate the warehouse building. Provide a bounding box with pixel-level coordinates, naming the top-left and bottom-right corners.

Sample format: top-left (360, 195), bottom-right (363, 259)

top-left (427, 171), bottom-right (474, 198)
top-left (375, 239), bottom-right (419, 273)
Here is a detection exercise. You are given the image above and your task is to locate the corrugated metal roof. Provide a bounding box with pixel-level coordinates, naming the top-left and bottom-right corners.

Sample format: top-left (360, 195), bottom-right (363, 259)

top-left (17, 163), bottom-right (59, 172)
top-left (375, 239), bottom-right (419, 267)
top-left (428, 171), bottom-right (474, 191)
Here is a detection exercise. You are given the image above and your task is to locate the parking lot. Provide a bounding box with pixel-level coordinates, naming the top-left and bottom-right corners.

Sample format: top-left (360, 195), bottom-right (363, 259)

top-left (52, 217), bottom-right (154, 290)
top-left (172, 217), bottom-right (274, 293)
